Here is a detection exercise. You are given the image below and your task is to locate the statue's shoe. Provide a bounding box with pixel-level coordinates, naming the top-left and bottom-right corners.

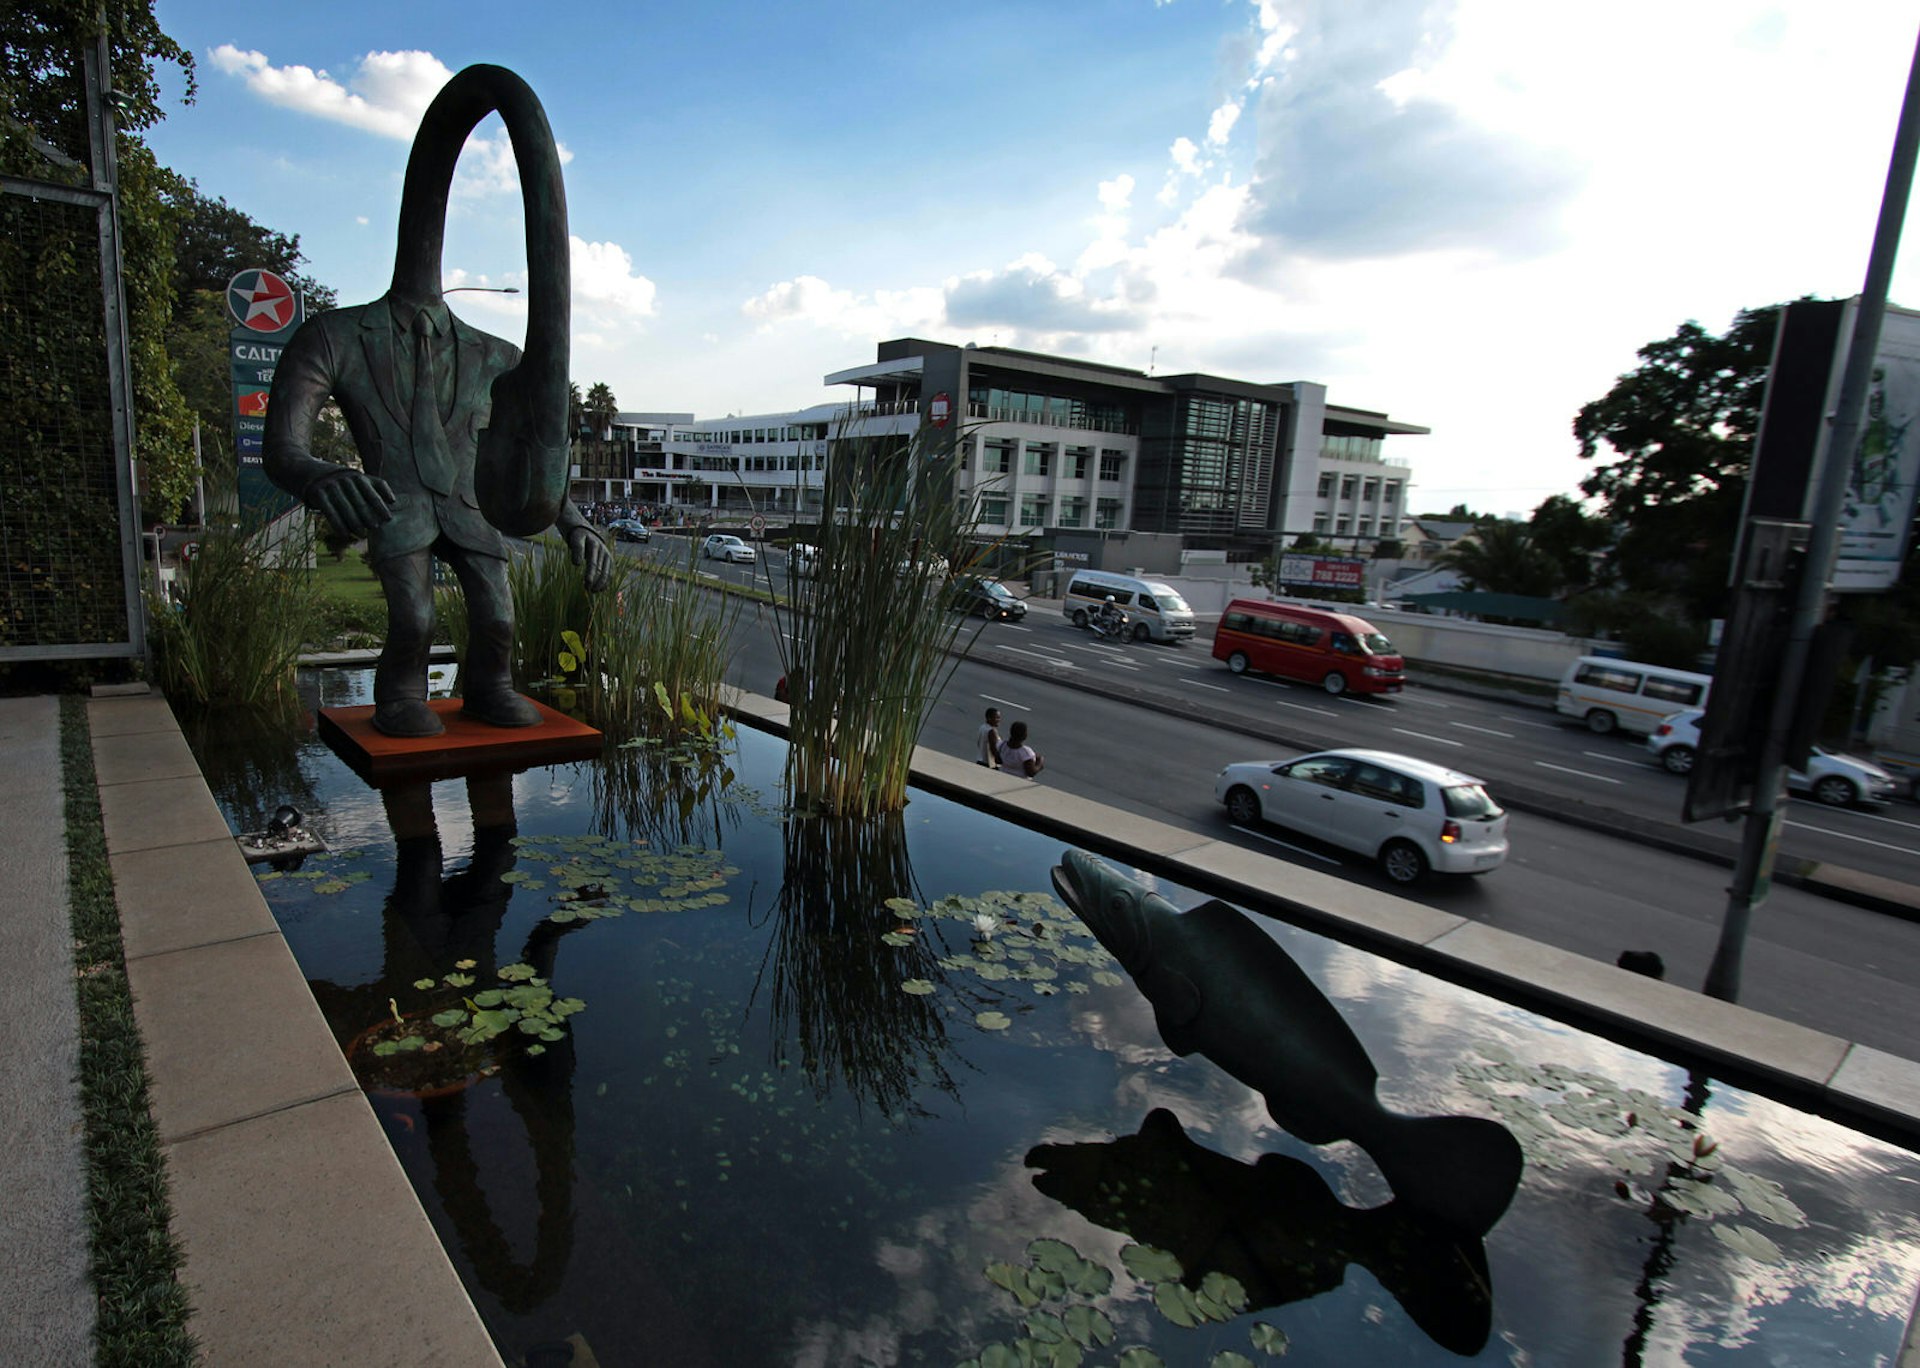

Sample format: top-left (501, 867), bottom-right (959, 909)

top-left (461, 690), bottom-right (542, 728)
top-left (372, 698), bottom-right (445, 737)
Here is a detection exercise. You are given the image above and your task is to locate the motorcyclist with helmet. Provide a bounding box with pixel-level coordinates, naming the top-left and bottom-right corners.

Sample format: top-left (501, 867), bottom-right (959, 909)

top-left (1095, 594), bottom-right (1127, 639)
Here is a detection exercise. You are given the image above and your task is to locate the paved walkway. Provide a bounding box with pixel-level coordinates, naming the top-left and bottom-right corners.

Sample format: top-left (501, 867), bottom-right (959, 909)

top-left (0, 695), bottom-right (93, 1365)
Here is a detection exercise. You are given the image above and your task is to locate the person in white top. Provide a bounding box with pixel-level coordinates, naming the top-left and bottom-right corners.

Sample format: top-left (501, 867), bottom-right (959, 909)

top-left (976, 707), bottom-right (1003, 767)
top-left (998, 720), bottom-right (1044, 779)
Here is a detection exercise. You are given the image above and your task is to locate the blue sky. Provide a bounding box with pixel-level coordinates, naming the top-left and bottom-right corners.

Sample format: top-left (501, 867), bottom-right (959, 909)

top-left (145, 0), bottom-right (1920, 517)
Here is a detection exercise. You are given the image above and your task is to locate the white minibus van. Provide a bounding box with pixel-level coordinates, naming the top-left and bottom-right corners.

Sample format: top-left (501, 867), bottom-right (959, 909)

top-left (1556, 656), bottom-right (1712, 736)
top-left (1061, 570), bottom-right (1195, 642)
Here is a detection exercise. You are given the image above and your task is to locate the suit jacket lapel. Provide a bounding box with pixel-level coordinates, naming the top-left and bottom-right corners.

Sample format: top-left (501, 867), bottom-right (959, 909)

top-left (360, 304), bottom-right (404, 429)
top-left (448, 314), bottom-right (489, 430)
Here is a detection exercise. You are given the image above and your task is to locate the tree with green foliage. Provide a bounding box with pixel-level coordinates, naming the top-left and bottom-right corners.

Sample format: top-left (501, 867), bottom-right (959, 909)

top-left (3, 1), bottom-right (201, 518)
top-left (584, 381), bottom-right (619, 468)
top-left (159, 175), bottom-right (336, 313)
top-left (1436, 520), bottom-right (1560, 597)
top-left (159, 181), bottom-right (339, 510)
top-left (1527, 494), bottom-right (1613, 593)
top-left (1575, 304), bottom-right (1790, 619)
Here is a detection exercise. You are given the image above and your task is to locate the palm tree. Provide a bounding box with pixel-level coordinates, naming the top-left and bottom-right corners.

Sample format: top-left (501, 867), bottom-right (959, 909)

top-left (1437, 521), bottom-right (1561, 597)
top-left (581, 382), bottom-right (620, 482)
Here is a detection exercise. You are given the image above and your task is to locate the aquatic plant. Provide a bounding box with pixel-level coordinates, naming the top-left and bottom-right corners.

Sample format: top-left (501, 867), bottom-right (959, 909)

top-left (147, 515), bottom-right (319, 708)
top-left (768, 420), bottom-right (1003, 814)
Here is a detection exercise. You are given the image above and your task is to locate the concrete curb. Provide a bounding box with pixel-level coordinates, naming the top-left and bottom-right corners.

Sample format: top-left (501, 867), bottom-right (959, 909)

top-left (87, 691), bottom-right (502, 1368)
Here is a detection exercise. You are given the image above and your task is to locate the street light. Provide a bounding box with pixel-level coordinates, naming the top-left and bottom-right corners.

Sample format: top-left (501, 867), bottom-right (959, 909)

top-left (444, 285), bottom-right (521, 294)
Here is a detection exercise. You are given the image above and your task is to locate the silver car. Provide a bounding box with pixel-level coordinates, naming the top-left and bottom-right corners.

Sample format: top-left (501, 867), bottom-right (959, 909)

top-left (1215, 747), bottom-right (1509, 885)
top-left (701, 534), bottom-right (756, 564)
top-left (1647, 708), bottom-right (1900, 805)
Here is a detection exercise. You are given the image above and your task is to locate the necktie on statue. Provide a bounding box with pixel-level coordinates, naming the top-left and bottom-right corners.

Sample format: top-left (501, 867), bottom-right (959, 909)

top-left (410, 311), bottom-right (456, 494)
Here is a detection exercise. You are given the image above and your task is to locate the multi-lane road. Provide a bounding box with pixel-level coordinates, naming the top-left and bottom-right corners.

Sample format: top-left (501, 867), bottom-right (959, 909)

top-left (624, 535), bottom-right (1920, 1058)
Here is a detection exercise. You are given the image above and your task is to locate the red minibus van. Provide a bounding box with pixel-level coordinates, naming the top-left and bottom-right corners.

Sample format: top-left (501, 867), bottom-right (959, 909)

top-left (1211, 599), bottom-right (1406, 695)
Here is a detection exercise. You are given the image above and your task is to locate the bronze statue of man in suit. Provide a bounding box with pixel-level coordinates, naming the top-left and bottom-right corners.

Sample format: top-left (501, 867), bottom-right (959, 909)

top-left (262, 66), bottom-right (610, 737)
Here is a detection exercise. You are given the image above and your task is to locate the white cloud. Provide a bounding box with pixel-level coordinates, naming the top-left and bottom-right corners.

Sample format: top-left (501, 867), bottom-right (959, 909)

top-left (742, 274), bottom-right (946, 341)
top-left (1206, 100), bottom-right (1242, 147)
top-left (571, 237), bottom-right (658, 318)
top-left (208, 46), bottom-right (448, 140)
top-left (1097, 174), bottom-right (1134, 214)
top-left (209, 46), bottom-right (572, 199)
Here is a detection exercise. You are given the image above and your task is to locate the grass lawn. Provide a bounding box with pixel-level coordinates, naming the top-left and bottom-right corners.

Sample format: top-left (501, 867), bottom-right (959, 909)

top-left (313, 552), bottom-right (385, 607)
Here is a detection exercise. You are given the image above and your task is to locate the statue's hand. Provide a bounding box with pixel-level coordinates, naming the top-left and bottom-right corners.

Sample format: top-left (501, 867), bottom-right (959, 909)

top-left (569, 524), bottom-right (612, 593)
top-left (306, 469), bottom-right (396, 537)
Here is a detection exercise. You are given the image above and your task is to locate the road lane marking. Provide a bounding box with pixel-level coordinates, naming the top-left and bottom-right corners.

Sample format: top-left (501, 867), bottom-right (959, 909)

top-left (1183, 679), bottom-right (1232, 693)
top-left (1398, 694), bottom-right (1452, 707)
top-left (1580, 750), bottom-right (1651, 767)
top-left (1499, 716), bottom-right (1565, 731)
top-left (1782, 820), bottom-right (1920, 855)
top-left (1451, 723), bottom-right (1515, 738)
top-left (1392, 727), bottom-right (1464, 747)
top-left (1846, 808), bottom-right (1920, 832)
top-left (981, 694), bottom-right (1030, 713)
top-left (1228, 824), bottom-right (1344, 864)
top-left (1275, 698), bottom-right (1340, 718)
top-left (1534, 761), bottom-right (1624, 784)
top-left (1003, 647), bottom-right (1078, 667)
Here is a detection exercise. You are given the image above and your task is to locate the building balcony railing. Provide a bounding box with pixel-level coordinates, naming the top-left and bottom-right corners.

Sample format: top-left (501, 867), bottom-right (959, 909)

top-left (967, 403), bottom-right (1136, 436)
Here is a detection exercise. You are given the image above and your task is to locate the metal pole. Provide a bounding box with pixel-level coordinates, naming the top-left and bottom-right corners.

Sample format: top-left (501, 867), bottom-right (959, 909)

top-left (1706, 26), bottom-right (1920, 999)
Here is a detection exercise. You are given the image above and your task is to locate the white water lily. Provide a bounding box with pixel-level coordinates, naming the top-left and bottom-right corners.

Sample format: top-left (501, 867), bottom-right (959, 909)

top-left (972, 912), bottom-right (1001, 939)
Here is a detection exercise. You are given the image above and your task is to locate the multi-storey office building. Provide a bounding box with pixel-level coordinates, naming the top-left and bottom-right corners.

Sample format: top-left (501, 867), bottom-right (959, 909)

top-left (585, 341), bottom-right (1423, 552)
top-left (825, 339), bottom-right (1425, 557)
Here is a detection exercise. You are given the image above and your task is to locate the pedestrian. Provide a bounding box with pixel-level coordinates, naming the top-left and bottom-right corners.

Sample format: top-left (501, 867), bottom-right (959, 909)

top-left (977, 707), bottom-right (1003, 768)
top-left (999, 720), bottom-right (1044, 779)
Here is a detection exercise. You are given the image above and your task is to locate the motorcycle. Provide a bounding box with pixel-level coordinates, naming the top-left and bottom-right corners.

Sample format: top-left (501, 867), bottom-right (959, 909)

top-left (1085, 610), bottom-right (1132, 642)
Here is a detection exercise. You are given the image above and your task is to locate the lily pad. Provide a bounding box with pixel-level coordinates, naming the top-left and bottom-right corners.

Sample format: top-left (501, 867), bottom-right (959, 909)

top-left (1116, 1350), bottom-right (1166, 1368)
top-left (1153, 1280), bottom-right (1203, 1328)
top-left (1248, 1323), bottom-right (1289, 1356)
top-left (1121, 1244), bottom-right (1184, 1283)
top-left (901, 979), bottom-right (936, 996)
top-left (975, 1011), bottom-right (1012, 1031)
top-left (441, 972), bottom-right (475, 988)
top-left (411, 978), bottom-right (436, 991)
top-left (1211, 1354), bottom-right (1256, 1368)
top-left (1061, 1304), bottom-right (1115, 1347)
top-left (1712, 1223), bottom-right (1784, 1262)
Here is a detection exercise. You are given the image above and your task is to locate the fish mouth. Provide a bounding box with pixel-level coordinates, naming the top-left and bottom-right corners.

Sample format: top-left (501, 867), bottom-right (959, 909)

top-left (1050, 849), bottom-right (1107, 919)
top-left (1051, 850), bottom-right (1149, 971)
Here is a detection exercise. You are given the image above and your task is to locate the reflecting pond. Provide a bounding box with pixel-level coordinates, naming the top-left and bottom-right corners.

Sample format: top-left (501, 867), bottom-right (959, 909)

top-left (179, 670), bottom-right (1920, 1367)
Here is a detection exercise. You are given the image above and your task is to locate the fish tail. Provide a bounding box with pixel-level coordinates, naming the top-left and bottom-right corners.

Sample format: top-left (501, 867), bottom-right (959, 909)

top-left (1367, 1113), bottom-right (1525, 1237)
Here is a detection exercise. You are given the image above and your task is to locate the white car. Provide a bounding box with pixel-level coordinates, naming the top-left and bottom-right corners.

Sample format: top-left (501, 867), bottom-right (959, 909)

top-left (787, 543), bottom-right (819, 577)
top-left (1215, 747), bottom-right (1509, 885)
top-left (1647, 709), bottom-right (1901, 806)
top-left (701, 534), bottom-right (756, 564)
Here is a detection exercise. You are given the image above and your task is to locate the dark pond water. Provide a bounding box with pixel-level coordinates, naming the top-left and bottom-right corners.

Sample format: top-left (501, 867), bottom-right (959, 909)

top-left (179, 670), bottom-right (1920, 1367)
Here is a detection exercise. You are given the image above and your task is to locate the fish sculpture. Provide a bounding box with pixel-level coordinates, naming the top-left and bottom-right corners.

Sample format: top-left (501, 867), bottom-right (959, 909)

top-left (1027, 1108), bottom-right (1495, 1355)
top-left (1051, 850), bottom-right (1523, 1237)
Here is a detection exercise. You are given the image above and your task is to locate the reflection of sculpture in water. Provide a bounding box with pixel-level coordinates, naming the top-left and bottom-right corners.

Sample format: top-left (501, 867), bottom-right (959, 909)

top-left (307, 773), bottom-right (580, 1320)
top-left (263, 65), bottom-right (611, 739)
top-left (1027, 1107), bottom-right (1495, 1356)
top-left (758, 813), bottom-right (961, 1116)
top-left (1050, 851), bottom-right (1523, 1238)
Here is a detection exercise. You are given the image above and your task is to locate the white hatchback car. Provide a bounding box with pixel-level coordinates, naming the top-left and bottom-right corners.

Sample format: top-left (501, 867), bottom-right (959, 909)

top-left (701, 534), bottom-right (756, 564)
top-left (1215, 747), bottom-right (1509, 885)
top-left (1647, 708), bottom-right (1901, 806)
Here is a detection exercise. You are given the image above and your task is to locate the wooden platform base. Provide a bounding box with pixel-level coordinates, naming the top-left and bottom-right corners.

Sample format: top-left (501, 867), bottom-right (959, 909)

top-left (317, 697), bottom-right (603, 786)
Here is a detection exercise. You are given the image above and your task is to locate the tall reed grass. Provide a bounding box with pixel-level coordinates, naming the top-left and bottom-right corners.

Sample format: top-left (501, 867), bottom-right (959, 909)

top-left (767, 423), bottom-right (995, 815)
top-left (452, 535), bottom-right (738, 739)
top-left (148, 516), bottom-right (318, 710)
